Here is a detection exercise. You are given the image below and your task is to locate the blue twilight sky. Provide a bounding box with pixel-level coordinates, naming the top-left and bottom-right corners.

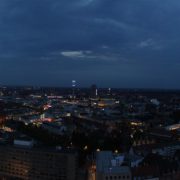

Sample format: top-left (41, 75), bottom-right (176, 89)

top-left (0, 0), bottom-right (180, 88)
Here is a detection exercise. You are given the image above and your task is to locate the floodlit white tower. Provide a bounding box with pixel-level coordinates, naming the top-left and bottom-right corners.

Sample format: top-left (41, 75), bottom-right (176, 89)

top-left (72, 80), bottom-right (76, 99)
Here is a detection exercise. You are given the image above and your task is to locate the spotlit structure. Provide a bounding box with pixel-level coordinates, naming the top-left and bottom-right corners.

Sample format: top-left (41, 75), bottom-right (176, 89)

top-left (96, 151), bottom-right (131, 180)
top-left (108, 88), bottom-right (111, 95)
top-left (72, 80), bottom-right (76, 99)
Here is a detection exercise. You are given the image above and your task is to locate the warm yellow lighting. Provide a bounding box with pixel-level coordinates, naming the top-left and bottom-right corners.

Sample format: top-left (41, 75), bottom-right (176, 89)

top-left (84, 145), bottom-right (88, 150)
top-left (130, 122), bottom-right (142, 126)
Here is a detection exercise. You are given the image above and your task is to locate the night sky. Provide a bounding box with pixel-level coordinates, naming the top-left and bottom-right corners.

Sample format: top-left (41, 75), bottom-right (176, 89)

top-left (0, 0), bottom-right (180, 88)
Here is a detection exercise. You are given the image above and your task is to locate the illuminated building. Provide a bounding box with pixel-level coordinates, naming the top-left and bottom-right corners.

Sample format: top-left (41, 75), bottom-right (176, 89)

top-left (0, 139), bottom-right (78, 180)
top-left (72, 80), bottom-right (76, 99)
top-left (96, 151), bottom-right (131, 180)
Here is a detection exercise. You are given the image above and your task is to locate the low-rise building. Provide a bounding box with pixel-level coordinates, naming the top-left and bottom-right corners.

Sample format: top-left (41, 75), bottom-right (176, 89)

top-left (96, 151), bottom-right (131, 180)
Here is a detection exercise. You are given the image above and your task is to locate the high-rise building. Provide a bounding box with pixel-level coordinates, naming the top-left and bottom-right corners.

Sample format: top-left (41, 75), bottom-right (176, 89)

top-left (72, 80), bottom-right (76, 99)
top-left (90, 84), bottom-right (98, 98)
top-left (0, 139), bottom-right (78, 180)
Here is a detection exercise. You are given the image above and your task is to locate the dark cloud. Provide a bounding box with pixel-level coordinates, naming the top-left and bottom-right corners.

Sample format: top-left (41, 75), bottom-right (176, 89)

top-left (0, 0), bottom-right (180, 88)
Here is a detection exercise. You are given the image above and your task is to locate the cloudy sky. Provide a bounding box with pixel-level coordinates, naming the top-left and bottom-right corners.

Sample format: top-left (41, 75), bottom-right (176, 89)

top-left (0, 0), bottom-right (180, 88)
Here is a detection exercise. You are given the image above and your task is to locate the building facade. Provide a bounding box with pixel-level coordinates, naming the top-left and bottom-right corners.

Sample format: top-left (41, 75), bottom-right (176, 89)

top-left (96, 151), bottom-right (131, 180)
top-left (0, 144), bottom-right (78, 180)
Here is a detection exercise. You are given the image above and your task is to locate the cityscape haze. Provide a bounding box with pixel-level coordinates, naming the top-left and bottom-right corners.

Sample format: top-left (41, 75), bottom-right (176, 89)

top-left (0, 1), bottom-right (180, 180)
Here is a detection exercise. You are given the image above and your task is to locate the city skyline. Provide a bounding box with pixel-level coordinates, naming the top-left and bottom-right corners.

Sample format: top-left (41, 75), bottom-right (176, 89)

top-left (0, 0), bottom-right (180, 88)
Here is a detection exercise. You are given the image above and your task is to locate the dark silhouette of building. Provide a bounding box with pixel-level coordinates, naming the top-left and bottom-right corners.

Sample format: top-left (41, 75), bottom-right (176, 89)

top-left (90, 84), bottom-right (98, 98)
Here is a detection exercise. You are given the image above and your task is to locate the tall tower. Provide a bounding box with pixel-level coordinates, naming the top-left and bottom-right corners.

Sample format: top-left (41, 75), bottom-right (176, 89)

top-left (90, 84), bottom-right (98, 98)
top-left (72, 80), bottom-right (76, 99)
